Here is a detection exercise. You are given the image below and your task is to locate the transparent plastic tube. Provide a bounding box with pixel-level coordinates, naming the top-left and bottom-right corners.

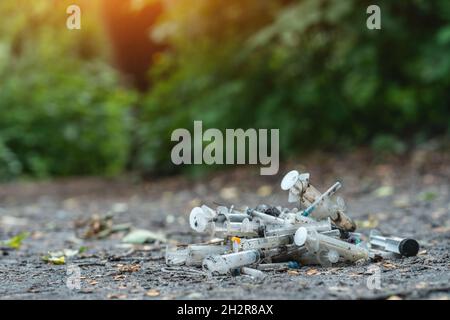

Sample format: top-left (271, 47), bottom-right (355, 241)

top-left (240, 267), bottom-right (266, 280)
top-left (294, 214), bottom-right (316, 224)
top-left (263, 224), bottom-right (299, 237)
top-left (316, 249), bottom-right (340, 267)
top-left (296, 252), bottom-right (320, 265)
top-left (264, 218), bottom-right (332, 237)
top-left (202, 250), bottom-right (260, 275)
top-left (223, 221), bottom-right (259, 237)
top-left (256, 261), bottom-right (300, 271)
top-left (241, 218), bottom-right (262, 234)
top-left (239, 235), bottom-right (292, 251)
top-left (298, 184), bottom-right (356, 232)
top-left (369, 230), bottom-right (419, 257)
top-left (299, 184), bottom-right (327, 216)
top-left (209, 222), bottom-right (227, 236)
top-left (278, 212), bottom-right (313, 224)
top-left (269, 245), bottom-right (307, 263)
top-left (227, 213), bottom-right (250, 222)
top-left (225, 221), bottom-right (242, 233)
top-left (304, 218), bottom-right (333, 232)
top-left (215, 210), bottom-right (250, 223)
top-left (368, 248), bottom-right (401, 260)
top-left (165, 245), bottom-right (189, 266)
top-left (185, 244), bottom-right (229, 266)
top-left (320, 229), bottom-right (341, 238)
top-left (294, 227), bottom-right (369, 262)
top-left (278, 212), bottom-right (297, 223)
top-left (300, 182), bottom-right (342, 217)
top-left (250, 210), bottom-right (290, 225)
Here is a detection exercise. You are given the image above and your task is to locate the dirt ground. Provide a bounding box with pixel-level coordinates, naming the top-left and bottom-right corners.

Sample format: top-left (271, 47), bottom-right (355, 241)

top-left (1, 150), bottom-right (449, 300)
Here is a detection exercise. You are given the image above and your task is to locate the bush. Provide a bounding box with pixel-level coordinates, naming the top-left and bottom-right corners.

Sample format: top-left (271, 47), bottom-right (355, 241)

top-left (0, 1), bottom-right (135, 180)
top-left (137, 0), bottom-right (450, 174)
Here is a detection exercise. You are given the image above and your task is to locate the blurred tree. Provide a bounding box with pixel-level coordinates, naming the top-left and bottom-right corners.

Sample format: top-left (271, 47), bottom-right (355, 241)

top-left (102, 0), bottom-right (165, 90)
top-left (0, 0), bottom-right (136, 180)
top-left (136, 0), bottom-right (450, 174)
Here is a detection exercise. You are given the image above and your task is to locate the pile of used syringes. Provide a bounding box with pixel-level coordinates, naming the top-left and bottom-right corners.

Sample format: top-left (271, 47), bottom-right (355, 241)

top-left (165, 170), bottom-right (420, 279)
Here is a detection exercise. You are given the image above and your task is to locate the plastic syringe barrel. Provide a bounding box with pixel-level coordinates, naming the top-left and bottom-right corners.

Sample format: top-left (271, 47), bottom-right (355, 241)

top-left (295, 227), bottom-right (369, 262)
top-left (300, 182), bottom-right (341, 217)
top-left (202, 250), bottom-right (260, 275)
top-left (264, 218), bottom-right (332, 237)
top-left (250, 210), bottom-right (289, 225)
top-left (185, 244), bottom-right (229, 266)
top-left (240, 235), bottom-right (292, 250)
top-left (226, 213), bottom-right (250, 222)
top-left (240, 267), bottom-right (266, 280)
top-left (369, 233), bottom-right (419, 257)
top-left (223, 221), bottom-right (259, 237)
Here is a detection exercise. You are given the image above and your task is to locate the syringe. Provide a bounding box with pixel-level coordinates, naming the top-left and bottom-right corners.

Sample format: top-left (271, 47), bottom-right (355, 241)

top-left (369, 230), bottom-right (419, 257)
top-left (185, 244), bottom-right (229, 266)
top-left (249, 209), bottom-right (291, 225)
top-left (165, 245), bottom-right (188, 266)
top-left (202, 250), bottom-right (260, 275)
top-left (300, 182), bottom-right (342, 217)
top-left (264, 218), bottom-right (332, 237)
top-left (240, 267), bottom-right (266, 280)
top-left (294, 227), bottom-right (369, 262)
top-left (239, 235), bottom-right (292, 251)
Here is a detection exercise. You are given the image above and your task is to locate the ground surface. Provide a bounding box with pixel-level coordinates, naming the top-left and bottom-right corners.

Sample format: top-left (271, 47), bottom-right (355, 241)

top-left (1, 150), bottom-right (449, 300)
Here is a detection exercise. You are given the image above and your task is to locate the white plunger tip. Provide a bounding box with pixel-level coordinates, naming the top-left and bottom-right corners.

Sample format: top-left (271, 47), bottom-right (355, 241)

top-left (327, 250), bottom-right (340, 263)
top-left (190, 207), bottom-right (206, 232)
top-left (294, 227), bottom-right (308, 246)
top-left (298, 173), bottom-right (310, 182)
top-left (281, 170), bottom-right (300, 190)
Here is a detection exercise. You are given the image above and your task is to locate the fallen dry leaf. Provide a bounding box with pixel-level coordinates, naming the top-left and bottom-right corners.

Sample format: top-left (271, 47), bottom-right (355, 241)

top-left (349, 272), bottom-right (363, 277)
top-left (287, 270), bottom-right (299, 276)
top-left (415, 282), bottom-right (428, 289)
top-left (306, 268), bottom-right (320, 276)
top-left (80, 288), bottom-right (94, 294)
top-left (113, 275), bottom-right (127, 281)
top-left (432, 226), bottom-right (450, 233)
top-left (107, 294), bottom-right (127, 299)
top-left (75, 213), bottom-right (114, 239)
top-left (387, 295), bottom-right (402, 300)
top-left (117, 264), bottom-right (141, 273)
top-left (382, 262), bottom-right (397, 269)
top-left (88, 280), bottom-right (98, 285)
top-left (146, 289), bottom-right (160, 297)
top-left (122, 229), bottom-right (167, 244)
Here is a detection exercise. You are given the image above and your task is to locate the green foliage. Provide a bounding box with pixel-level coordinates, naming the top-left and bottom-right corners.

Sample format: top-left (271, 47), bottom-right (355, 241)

top-left (137, 0), bottom-right (450, 174)
top-left (371, 134), bottom-right (406, 157)
top-left (1, 0), bottom-right (449, 179)
top-left (0, 1), bottom-right (135, 180)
